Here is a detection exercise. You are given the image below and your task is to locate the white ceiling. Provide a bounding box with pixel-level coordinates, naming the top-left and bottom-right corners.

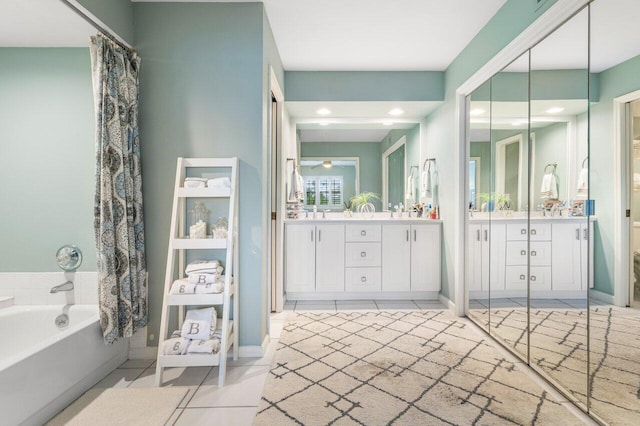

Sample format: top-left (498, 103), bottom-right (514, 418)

top-left (0, 0), bottom-right (95, 47)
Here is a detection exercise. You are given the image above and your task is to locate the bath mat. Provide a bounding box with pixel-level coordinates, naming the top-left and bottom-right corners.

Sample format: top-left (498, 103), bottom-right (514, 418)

top-left (46, 387), bottom-right (187, 426)
top-left (254, 310), bottom-right (582, 425)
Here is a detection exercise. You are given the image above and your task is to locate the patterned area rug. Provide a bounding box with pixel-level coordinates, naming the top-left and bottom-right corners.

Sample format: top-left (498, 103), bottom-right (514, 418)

top-left (254, 310), bottom-right (581, 425)
top-left (480, 305), bottom-right (640, 425)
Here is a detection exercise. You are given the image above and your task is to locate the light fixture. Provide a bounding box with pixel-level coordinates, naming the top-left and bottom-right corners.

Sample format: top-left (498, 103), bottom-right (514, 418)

top-left (470, 108), bottom-right (485, 116)
top-left (316, 108), bottom-right (331, 115)
top-left (323, 160), bottom-right (332, 169)
top-left (545, 106), bottom-right (565, 114)
top-left (511, 120), bottom-right (527, 126)
top-left (388, 108), bottom-right (404, 116)
top-left (319, 122), bottom-right (329, 126)
top-left (382, 122), bottom-right (393, 126)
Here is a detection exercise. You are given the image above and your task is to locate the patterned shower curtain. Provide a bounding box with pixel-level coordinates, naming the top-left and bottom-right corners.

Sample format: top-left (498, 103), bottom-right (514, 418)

top-left (90, 34), bottom-right (147, 344)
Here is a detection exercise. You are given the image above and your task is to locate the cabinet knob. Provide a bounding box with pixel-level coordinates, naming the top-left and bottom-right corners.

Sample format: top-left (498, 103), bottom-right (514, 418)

top-left (360, 251), bottom-right (367, 257)
top-left (531, 275), bottom-right (537, 282)
top-left (520, 274), bottom-right (526, 280)
top-left (521, 228), bottom-right (526, 235)
top-left (361, 230), bottom-right (367, 236)
top-left (361, 276), bottom-right (367, 283)
top-left (531, 229), bottom-right (537, 235)
top-left (531, 250), bottom-right (537, 257)
top-left (520, 250), bottom-right (526, 256)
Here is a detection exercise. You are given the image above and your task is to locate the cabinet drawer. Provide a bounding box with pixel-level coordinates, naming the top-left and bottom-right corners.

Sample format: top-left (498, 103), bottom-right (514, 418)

top-left (506, 223), bottom-right (551, 241)
top-left (504, 266), bottom-right (551, 291)
top-left (345, 242), bottom-right (381, 267)
top-left (505, 241), bottom-right (551, 266)
top-left (346, 224), bottom-right (381, 242)
top-left (345, 267), bottom-right (381, 292)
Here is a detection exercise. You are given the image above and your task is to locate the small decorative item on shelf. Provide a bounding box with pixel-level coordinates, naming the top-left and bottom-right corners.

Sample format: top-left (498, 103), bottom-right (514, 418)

top-left (189, 201), bottom-right (209, 238)
top-left (412, 203), bottom-right (424, 218)
top-left (212, 217), bottom-right (229, 239)
top-left (343, 200), bottom-right (353, 218)
top-left (351, 192), bottom-right (380, 219)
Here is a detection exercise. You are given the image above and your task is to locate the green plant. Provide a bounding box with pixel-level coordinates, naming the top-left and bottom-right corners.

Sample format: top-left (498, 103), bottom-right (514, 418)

top-left (350, 192), bottom-right (380, 207)
top-left (343, 199), bottom-right (353, 211)
top-left (478, 192), bottom-right (512, 210)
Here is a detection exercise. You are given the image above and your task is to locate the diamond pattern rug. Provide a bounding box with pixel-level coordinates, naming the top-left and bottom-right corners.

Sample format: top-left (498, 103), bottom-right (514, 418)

top-left (254, 310), bottom-right (581, 425)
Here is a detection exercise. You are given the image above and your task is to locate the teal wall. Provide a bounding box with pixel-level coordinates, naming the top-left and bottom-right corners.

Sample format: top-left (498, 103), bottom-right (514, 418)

top-left (590, 54), bottom-right (640, 295)
top-left (285, 71), bottom-right (443, 102)
top-left (533, 122), bottom-right (568, 208)
top-left (300, 142), bottom-right (382, 210)
top-left (132, 2), bottom-right (283, 347)
top-left (76, 0), bottom-right (134, 45)
top-left (426, 0), bottom-right (560, 300)
top-left (0, 48), bottom-right (95, 272)
top-left (470, 142), bottom-right (491, 201)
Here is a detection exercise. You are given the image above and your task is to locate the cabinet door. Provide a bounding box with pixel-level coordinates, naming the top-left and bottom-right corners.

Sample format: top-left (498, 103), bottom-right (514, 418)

top-left (410, 224), bottom-right (441, 291)
top-left (551, 222), bottom-right (582, 291)
top-left (382, 225), bottom-right (411, 291)
top-left (468, 224), bottom-right (483, 292)
top-left (485, 223), bottom-right (506, 291)
top-left (285, 225), bottom-right (316, 292)
top-left (316, 224), bottom-right (345, 292)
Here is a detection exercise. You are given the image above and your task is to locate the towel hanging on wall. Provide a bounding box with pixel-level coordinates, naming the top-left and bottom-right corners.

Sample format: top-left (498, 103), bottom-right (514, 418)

top-left (288, 164), bottom-right (304, 203)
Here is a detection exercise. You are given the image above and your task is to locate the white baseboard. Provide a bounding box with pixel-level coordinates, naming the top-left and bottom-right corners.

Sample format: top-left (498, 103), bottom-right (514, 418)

top-left (239, 335), bottom-right (270, 358)
top-left (438, 294), bottom-right (456, 312)
top-left (589, 289), bottom-right (615, 305)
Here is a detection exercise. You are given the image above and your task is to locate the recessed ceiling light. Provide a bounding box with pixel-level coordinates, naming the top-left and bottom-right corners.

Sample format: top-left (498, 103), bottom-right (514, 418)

top-left (319, 122), bottom-right (329, 126)
top-left (382, 122), bottom-right (393, 126)
top-left (470, 108), bottom-right (485, 116)
top-left (316, 108), bottom-right (331, 115)
top-left (545, 106), bottom-right (565, 114)
top-left (388, 108), bottom-right (404, 116)
top-left (323, 160), bottom-right (332, 169)
top-left (512, 121), bottom-right (527, 126)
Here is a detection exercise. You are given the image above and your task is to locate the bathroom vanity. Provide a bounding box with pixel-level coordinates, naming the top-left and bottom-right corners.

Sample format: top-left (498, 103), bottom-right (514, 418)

top-left (284, 217), bottom-right (442, 300)
top-left (468, 214), bottom-right (595, 299)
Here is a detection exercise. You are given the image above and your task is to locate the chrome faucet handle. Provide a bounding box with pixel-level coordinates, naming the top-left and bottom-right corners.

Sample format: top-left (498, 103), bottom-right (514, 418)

top-left (384, 210), bottom-right (394, 218)
top-left (322, 209), bottom-right (330, 219)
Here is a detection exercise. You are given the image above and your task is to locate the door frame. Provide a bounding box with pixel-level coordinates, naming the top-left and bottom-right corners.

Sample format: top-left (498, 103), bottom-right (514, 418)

top-left (613, 89), bottom-right (640, 307)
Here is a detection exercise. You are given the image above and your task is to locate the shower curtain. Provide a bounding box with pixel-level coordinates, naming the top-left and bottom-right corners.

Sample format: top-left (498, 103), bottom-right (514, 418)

top-left (90, 34), bottom-right (147, 344)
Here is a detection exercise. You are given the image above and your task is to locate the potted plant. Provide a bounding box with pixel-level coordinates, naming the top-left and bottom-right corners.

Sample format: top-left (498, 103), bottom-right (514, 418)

top-left (478, 192), bottom-right (512, 213)
top-left (343, 200), bottom-right (354, 218)
top-left (350, 192), bottom-right (380, 218)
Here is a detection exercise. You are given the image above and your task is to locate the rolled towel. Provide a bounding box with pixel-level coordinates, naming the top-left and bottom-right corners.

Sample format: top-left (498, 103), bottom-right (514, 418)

top-left (195, 278), bottom-right (226, 294)
top-left (169, 279), bottom-right (196, 295)
top-left (207, 177), bottom-right (231, 188)
top-left (184, 177), bottom-right (207, 188)
top-left (170, 330), bottom-right (182, 338)
top-left (163, 337), bottom-right (191, 355)
top-left (187, 267), bottom-right (223, 284)
top-left (187, 338), bottom-right (221, 354)
top-left (183, 307), bottom-right (217, 338)
top-left (186, 260), bottom-right (221, 275)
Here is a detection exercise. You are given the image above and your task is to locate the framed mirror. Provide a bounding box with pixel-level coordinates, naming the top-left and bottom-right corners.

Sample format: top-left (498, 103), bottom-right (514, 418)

top-left (382, 136), bottom-right (406, 209)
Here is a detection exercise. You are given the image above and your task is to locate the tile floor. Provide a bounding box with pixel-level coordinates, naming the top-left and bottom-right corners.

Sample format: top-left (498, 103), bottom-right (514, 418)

top-left (72, 300), bottom-right (594, 425)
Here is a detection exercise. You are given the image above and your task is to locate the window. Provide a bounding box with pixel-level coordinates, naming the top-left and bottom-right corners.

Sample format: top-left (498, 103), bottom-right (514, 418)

top-left (303, 176), bottom-right (343, 209)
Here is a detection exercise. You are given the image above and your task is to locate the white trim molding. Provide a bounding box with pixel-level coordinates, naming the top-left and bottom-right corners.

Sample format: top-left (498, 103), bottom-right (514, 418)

top-left (454, 0), bottom-right (590, 317)
top-left (239, 335), bottom-right (270, 358)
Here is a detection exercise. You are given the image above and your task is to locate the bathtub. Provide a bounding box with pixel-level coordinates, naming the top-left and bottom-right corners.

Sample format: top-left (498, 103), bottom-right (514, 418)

top-left (0, 305), bottom-right (128, 425)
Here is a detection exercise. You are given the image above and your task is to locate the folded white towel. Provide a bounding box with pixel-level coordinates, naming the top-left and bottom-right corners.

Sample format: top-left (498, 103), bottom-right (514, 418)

top-left (422, 170), bottom-right (432, 199)
top-left (169, 279), bottom-right (196, 295)
top-left (181, 320), bottom-right (210, 341)
top-left (187, 267), bottom-right (223, 284)
top-left (184, 177), bottom-right (207, 188)
top-left (195, 279), bottom-right (225, 294)
top-left (185, 260), bottom-right (221, 275)
top-left (576, 168), bottom-right (588, 199)
top-left (187, 338), bottom-right (221, 354)
top-left (183, 307), bottom-right (217, 339)
top-left (207, 177), bottom-right (231, 188)
top-left (540, 173), bottom-right (558, 199)
top-left (163, 337), bottom-right (191, 355)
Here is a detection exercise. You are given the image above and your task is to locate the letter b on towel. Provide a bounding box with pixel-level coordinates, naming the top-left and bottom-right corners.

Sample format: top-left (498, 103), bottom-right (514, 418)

top-left (181, 319), bottom-right (209, 340)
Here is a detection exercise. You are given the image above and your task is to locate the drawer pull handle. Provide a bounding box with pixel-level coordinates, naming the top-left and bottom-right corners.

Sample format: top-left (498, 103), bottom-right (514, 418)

top-left (361, 276), bottom-right (367, 283)
top-left (521, 228), bottom-right (526, 235)
top-left (531, 229), bottom-right (537, 235)
top-left (361, 230), bottom-right (367, 236)
top-left (414, 230), bottom-right (417, 241)
top-left (407, 230), bottom-right (410, 242)
top-left (583, 228), bottom-right (588, 240)
top-left (531, 250), bottom-right (537, 257)
top-left (318, 230), bottom-right (321, 242)
top-left (361, 251), bottom-right (367, 257)
top-left (520, 274), bottom-right (526, 280)
top-left (484, 230), bottom-right (488, 241)
top-left (476, 229), bottom-right (480, 241)
top-left (311, 230), bottom-right (314, 242)
top-left (520, 250), bottom-right (526, 256)
top-left (531, 275), bottom-right (537, 282)
top-left (576, 228), bottom-right (580, 240)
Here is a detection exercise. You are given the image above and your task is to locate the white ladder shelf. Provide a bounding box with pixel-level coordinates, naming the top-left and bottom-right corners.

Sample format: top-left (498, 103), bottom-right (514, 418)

top-left (155, 157), bottom-right (239, 387)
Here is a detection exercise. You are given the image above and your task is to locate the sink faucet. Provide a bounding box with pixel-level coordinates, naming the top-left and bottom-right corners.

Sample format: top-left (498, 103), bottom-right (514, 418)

top-left (322, 209), bottom-right (330, 219)
top-left (50, 280), bottom-right (74, 293)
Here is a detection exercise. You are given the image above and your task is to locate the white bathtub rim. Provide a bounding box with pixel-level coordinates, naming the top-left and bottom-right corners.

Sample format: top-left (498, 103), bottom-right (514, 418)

top-left (0, 304), bottom-right (101, 373)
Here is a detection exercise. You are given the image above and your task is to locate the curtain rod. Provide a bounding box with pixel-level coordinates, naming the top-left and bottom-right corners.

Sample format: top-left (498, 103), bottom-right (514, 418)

top-left (60, 0), bottom-right (134, 52)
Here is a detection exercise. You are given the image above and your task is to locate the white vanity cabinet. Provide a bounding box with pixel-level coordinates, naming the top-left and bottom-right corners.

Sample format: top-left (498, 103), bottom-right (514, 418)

top-left (285, 219), bottom-right (442, 299)
top-left (468, 217), bottom-right (595, 297)
top-left (284, 223), bottom-right (345, 293)
top-left (551, 221), bottom-right (593, 291)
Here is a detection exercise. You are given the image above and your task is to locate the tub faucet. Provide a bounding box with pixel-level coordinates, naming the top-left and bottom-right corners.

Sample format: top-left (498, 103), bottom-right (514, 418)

top-left (51, 281), bottom-right (74, 293)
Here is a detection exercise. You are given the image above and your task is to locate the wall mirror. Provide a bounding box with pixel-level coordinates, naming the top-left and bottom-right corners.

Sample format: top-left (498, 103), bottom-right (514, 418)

top-left (297, 123), bottom-right (421, 212)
